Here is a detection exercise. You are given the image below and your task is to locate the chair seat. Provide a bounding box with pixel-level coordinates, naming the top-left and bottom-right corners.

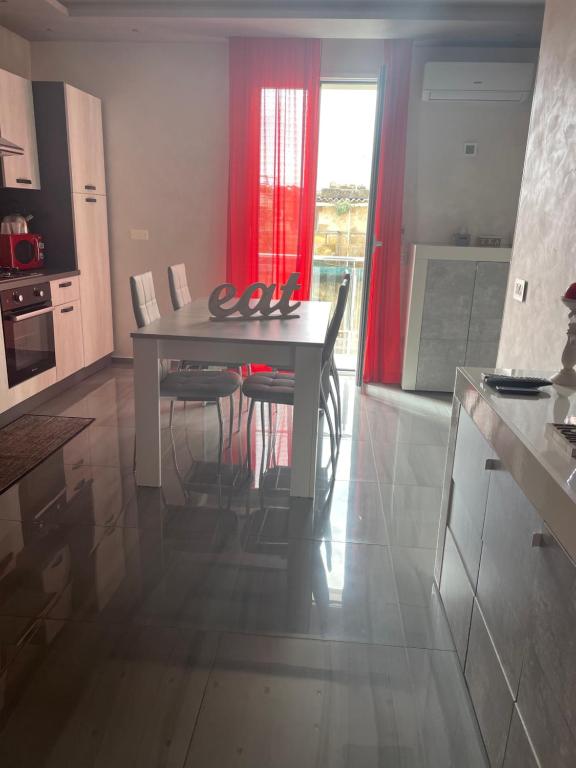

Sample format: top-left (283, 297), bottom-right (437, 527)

top-left (161, 369), bottom-right (241, 400)
top-left (242, 371), bottom-right (295, 405)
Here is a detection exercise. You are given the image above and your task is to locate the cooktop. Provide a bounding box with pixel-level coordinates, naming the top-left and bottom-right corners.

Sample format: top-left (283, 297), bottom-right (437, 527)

top-left (0, 269), bottom-right (43, 281)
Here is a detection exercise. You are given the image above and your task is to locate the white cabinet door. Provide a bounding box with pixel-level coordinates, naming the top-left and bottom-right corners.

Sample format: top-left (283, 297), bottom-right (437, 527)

top-left (53, 300), bottom-right (85, 380)
top-left (0, 69), bottom-right (40, 189)
top-left (72, 193), bottom-right (113, 365)
top-left (65, 84), bottom-right (106, 195)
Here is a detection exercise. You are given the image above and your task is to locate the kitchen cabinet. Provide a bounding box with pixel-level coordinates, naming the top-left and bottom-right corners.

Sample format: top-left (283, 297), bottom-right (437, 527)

top-left (65, 85), bottom-right (106, 195)
top-left (402, 246), bottom-right (511, 392)
top-left (449, 407), bottom-right (495, 585)
top-left (502, 710), bottom-right (539, 768)
top-left (32, 82), bottom-right (114, 367)
top-left (438, 368), bottom-right (576, 767)
top-left (72, 193), bottom-right (113, 366)
top-left (50, 275), bottom-right (80, 307)
top-left (439, 528), bottom-right (474, 666)
top-left (53, 300), bottom-right (84, 381)
top-left (465, 600), bottom-right (514, 768)
top-left (476, 468), bottom-right (541, 696)
top-left (0, 68), bottom-right (40, 190)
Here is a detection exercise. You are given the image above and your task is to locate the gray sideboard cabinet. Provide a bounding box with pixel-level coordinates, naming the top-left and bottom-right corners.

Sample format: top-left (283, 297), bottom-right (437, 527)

top-left (436, 368), bottom-right (576, 768)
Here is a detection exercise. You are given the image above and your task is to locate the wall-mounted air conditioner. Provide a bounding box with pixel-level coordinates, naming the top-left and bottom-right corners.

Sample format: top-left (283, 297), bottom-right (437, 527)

top-left (422, 62), bottom-right (535, 103)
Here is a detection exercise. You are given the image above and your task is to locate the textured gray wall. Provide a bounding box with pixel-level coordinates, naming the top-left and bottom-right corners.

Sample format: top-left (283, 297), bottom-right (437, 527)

top-left (498, 0), bottom-right (576, 371)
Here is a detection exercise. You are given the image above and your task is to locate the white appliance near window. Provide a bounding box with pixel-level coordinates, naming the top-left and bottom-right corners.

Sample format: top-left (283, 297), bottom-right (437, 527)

top-left (402, 244), bottom-right (511, 392)
top-left (422, 61), bottom-right (535, 103)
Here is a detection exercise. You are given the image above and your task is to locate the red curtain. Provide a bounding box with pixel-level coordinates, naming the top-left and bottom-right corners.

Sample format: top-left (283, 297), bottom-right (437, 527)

top-left (227, 38), bottom-right (321, 300)
top-left (363, 41), bottom-right (413, 384)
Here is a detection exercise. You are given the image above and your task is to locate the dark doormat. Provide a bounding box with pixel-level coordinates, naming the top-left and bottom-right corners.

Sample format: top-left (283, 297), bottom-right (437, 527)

top-left (0, 414), bottom-right (94, 494)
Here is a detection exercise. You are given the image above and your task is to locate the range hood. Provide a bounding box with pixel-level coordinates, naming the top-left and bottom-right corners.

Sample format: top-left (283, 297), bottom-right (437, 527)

top-left (0, 135), bottom-right (24, 157)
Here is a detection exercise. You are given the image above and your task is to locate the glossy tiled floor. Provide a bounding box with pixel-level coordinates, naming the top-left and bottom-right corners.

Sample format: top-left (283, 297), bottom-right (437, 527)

top-left (0, 365), bottom-right (488, 767)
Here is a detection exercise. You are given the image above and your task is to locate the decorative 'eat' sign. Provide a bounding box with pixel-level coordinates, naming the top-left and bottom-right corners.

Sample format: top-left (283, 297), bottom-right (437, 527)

top-left (208, 273), bottom-right (301, 321)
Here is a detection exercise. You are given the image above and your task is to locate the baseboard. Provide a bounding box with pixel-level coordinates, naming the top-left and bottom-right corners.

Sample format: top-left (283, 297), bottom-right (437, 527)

top-left (111, 356), bottom-right (133, 367)
top-left (0, 356), bottom-right (112, 428)
top-left (365, 382), bottom-right (452, 418)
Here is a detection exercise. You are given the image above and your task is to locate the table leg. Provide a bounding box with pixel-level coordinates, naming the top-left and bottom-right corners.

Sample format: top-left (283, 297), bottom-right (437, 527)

top-left (291, 345), bottom-right (323, 497)
top-left (133, 337), bottom-right (161, 487)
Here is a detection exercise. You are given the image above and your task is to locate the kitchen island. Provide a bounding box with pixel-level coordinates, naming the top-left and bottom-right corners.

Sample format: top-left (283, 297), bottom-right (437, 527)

top-left (436, 367), bottom-right (576, 767)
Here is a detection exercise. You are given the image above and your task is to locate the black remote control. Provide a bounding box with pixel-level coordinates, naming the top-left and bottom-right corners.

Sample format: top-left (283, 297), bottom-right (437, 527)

top-left (482, 374), bottom-right (552, 389)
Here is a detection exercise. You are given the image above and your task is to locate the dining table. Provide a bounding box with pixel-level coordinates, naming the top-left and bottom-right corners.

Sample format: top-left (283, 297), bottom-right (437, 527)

top-left (131, 298), bottom-right (332, 498)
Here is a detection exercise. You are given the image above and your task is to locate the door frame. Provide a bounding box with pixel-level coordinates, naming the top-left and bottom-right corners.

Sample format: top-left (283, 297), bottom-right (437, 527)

top-left (356, 65), bottom-right (386, 386)
top-left (313, 77), bottom-right (381, 377)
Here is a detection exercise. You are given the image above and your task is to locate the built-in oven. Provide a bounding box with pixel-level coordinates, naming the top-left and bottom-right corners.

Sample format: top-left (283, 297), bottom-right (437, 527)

top-left (1, 282), bottom-right (55, 387)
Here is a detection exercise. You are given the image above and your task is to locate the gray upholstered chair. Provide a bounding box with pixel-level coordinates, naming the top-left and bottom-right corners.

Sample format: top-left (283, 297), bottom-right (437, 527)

top-left (242, 275), bottom-right (351, 474)
top-left (167, 263), bottom-right (192, 310)
top-left (129, 271), bottom-right (241, 450)
top-left (167, 262), bottom-right (247, 431)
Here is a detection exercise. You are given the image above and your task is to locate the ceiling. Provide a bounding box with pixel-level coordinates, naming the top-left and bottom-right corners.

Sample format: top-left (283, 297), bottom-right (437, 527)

top-left (0, 0), bottom-right (545, 44)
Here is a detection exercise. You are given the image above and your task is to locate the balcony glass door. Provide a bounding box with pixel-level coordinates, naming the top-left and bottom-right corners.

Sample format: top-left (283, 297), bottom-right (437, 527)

top-left (311, 81), bottom-right (378, 371)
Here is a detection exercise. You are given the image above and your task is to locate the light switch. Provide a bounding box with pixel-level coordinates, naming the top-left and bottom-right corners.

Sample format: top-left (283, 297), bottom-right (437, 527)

top-left (513, 278), bottom-right (527, 302)
top-left (130, 229), bottom-right (149, 241)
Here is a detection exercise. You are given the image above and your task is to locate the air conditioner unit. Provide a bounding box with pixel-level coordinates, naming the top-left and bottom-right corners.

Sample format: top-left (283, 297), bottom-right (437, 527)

top-left (422, 62), bottom-right (535, 103)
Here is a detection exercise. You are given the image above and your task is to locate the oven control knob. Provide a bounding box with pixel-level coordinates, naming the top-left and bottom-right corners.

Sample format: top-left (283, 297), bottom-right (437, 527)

top-left (12, 292), bottom-right (24, 303)
top-left (34, 288), bottom-right (45, 298)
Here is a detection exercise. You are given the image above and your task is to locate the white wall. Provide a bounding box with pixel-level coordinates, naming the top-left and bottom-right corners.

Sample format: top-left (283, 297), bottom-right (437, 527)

top-left (31, 41), bottom-right (229, 358)
top-left (498, 0), bottom-right (576, 371)
top-left (322, 40), bottom-right (535, 250)
top-left (403, 45), bottom-right (537, 248)
top-left (0, 24), bottom-right (31, 78)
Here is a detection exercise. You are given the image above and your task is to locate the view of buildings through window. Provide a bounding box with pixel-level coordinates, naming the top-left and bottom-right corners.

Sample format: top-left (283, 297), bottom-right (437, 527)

top-left (311, 82), bottom-right (378, 370)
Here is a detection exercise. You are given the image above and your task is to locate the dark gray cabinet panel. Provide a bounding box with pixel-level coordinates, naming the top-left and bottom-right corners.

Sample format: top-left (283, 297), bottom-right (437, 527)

top-left (516, 647), bottom-right (576, 768)
top-left (420, 260), bottom-right (477, 341)
top-left (476, 469), bottom-right (540, 696)
top-left (465, 601), bottom-right (514, 768)
top-left (468, 262), bottom-right (510, 342)
top-left (416, 339), bottom-right (467, 391)
top-left (530, 527), bottom-right (576, 742)
top-left (449, 409), bottom-right (495, 584)
top-left (502, 709), bottom-right (539, 768)
top-left (440, 528), bottom-right (475, 666)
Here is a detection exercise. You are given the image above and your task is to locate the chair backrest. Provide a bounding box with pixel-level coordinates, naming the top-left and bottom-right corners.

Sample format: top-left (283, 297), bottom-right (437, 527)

top-left (130, 271), bottom-right (160, 328)
top-left (168, 263), bottom-right (192, 310)
top-left (322, 273), bottom-right (351, 366)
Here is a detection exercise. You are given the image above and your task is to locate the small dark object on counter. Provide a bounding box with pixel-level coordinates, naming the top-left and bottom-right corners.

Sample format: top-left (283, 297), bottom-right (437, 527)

top-left (482, 374), bottom-right (552, 390)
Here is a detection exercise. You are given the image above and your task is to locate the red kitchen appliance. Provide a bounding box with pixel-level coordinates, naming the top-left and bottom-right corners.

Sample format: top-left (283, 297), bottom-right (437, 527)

top-left (0, 233), bottom-right (45, 270)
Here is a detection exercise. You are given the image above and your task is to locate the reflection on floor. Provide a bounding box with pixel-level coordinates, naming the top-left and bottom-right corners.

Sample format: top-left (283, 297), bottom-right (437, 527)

top-left (0, 365), bottom-right (488, 767)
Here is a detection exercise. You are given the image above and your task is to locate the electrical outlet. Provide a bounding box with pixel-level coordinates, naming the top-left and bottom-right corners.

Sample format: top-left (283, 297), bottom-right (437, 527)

top-left (513, 278), bottom-right (527, 302)
top-left (130, 229), bottom-right (149, 241)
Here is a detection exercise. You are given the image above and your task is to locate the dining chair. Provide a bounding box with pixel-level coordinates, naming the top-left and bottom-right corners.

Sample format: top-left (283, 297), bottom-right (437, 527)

top-left (168, 263), bottom-right (247, 431)
top-left (167, 262), bottom-right (192, 310)
top-left (241, 274), bottom-right (351, 476)
top-left (129, 272), bottom-right (241, 453)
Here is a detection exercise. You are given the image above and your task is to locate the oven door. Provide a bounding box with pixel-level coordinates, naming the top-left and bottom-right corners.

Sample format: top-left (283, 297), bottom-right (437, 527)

top-left (2, 304), bottom-right (55, 387)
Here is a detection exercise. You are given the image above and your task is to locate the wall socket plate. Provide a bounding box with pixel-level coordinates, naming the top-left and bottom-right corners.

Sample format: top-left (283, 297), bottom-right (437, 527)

top-left (513, 278), bottom-right (527, 302)
top-left (130, 229), bottom-right (149, 241)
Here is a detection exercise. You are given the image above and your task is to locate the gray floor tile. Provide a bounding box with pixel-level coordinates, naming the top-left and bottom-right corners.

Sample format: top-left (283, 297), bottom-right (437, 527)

top-left (185, 633), bottom-right (487, 768)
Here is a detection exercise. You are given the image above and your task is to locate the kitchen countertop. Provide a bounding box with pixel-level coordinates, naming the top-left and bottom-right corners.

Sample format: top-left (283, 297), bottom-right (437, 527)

top-left (456, 367), bottom-right (576, 561)
top-left (0, 269), bottom-right (80, 291)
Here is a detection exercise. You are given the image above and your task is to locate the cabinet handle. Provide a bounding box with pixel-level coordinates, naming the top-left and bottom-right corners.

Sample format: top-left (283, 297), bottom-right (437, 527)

top-left (85, 184), bottom-right (96, 191)
top-left (59, 281), bottom-right (72, 288)
top-left (61, 306), bottom-right (74, 314)
top-left (16, 178), bottom-right (32, 184)
top-left (532, 532), bottom-right (545, 548)
top-left (485, 459), bottom-right (501, 471)
top-left (85, 197), bottom-right (97, 203)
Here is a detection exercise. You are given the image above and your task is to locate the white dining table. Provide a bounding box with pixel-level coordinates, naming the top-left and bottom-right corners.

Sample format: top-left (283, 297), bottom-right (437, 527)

top-left (131, 298), bottom-right (332, 498)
